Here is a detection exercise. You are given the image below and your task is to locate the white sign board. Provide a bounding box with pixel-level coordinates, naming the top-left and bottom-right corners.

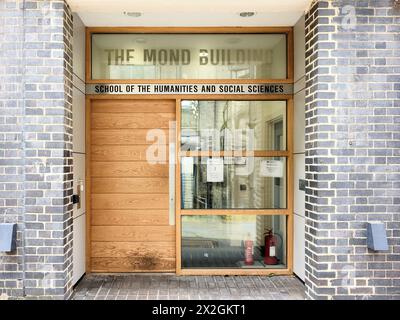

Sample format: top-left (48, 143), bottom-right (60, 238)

top-left (207, 158), bottom-right (224, 182)
top-left (181, 157), bottom-right (194, 175)
top-left (260, 160), bottom-right (284, 178)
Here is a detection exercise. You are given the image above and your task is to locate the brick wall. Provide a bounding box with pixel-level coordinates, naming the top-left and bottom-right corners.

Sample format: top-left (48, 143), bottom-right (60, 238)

top-left (304, 0), bottom-right (400, 299)
top-left (2, 0), bottom-right (400, 301)
top-left (0, 0), bottom-right (73, 299)
top-left (0, 0), bottom-right (24, 299)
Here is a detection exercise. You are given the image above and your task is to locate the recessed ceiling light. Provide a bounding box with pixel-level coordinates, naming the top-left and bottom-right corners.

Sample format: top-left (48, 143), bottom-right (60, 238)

top-left (123, 12), bottom-right (142, 18)
top-left (239, 12), bottom-right (256, 17)
top-left (135, 38), bottom-right (146, 43)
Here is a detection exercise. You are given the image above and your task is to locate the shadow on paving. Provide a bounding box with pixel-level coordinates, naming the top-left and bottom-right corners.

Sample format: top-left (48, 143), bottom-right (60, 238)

top-left (72, 274), bottom-right (305, 300)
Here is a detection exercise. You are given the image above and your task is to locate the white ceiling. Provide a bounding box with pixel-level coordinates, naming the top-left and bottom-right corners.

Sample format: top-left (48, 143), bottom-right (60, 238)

top-left (68, 0), bottom-right (312, 27)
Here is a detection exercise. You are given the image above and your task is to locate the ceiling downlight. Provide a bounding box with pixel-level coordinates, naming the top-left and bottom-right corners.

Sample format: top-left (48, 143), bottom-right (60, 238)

top-left (239, 12), bottom-right (256, 18)
top-left (123, 12), bottom-right (142, 17)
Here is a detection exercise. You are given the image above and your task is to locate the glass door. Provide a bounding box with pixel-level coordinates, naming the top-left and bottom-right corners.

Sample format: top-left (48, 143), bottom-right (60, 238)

top-left (177, 100), bottom-right (292, 273)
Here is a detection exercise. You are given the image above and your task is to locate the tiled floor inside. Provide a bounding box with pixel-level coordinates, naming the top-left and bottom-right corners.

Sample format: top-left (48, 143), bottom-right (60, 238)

top-left (72, 274), bottom-right (305, 300)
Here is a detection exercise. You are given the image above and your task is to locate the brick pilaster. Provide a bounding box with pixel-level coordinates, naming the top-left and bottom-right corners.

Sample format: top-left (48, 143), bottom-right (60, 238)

top-left (304, 0), bottom-right (400, 299)
top-left (0, 0), bottom-right (73, 299)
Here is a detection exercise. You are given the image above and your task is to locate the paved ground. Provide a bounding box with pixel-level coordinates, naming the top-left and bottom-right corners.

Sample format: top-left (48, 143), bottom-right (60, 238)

top-left (72, 274), bottom-right (305, 300)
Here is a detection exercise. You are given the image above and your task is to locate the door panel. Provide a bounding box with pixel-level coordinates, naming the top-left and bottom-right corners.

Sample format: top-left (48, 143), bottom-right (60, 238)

top-left (91, 177), bottom-right (169, 194)
top-left (91, 209), bottom-right (169, 226)
top-left (91, 194), bottom-right (169, 210)
top-left (91, 113), bottom-right (174, 129)
top-left (91, 257), bottom-right (175, 273)
top-left (91, 162), bottom-right (168, 178)
top-left (91, 226), bottom-right (175, 242)
top-left (91, 129), bottom-right (170, 145)
top-left (91, 145), bottom-right (165, 161)
top-left (89, 99), bottom-right (176, 272)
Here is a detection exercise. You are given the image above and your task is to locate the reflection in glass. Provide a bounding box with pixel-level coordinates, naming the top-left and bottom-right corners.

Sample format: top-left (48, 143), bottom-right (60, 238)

top-left (181, 157), bottom-right (286, 209)
top-left (181, 100), bottom-right (286, 151)
top-left (181, 215), bottom-right (287, 269)
top-left (91, 34), bottom-right (287, 80)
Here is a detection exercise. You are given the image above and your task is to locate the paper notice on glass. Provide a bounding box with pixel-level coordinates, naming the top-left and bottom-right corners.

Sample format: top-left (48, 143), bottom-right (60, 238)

top-left (224, 157), bottom-right (246, 165)
top-left (260, 159), bottom-right (284, 178)
top-left (206, 158), bottom-right (224, 182)
top-left (181, 157), bottom-right (194, 174)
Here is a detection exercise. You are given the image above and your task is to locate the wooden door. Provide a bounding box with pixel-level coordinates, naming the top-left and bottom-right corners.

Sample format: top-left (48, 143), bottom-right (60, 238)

top-left (89, 99), bottom-right (176, 272)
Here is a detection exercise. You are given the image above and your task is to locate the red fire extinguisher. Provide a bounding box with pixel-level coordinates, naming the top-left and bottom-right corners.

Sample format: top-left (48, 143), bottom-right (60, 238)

top-left (244, 233), bottom-right (254, 265)
top-left (264, 229), bottom-right (278, 265)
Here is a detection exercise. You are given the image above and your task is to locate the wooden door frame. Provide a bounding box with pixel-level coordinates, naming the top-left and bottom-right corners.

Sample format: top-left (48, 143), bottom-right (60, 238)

top-left (175, 96), bottom-right (293, 276)
top-left (85, 26), bottom-right (293, 84)
top-left (86, 95), bottom-right (293, 276)
top-left (85, 26), bottom-right (294, 276)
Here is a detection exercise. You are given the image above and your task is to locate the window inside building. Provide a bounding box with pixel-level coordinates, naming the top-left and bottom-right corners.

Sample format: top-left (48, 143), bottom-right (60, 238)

top-left (182, 215), bottom-right (287, 269)
top-left (179, 100), bottom-right (289, 270)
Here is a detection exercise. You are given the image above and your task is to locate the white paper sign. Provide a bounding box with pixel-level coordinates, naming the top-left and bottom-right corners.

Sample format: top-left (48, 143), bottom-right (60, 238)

top-left (207, 158), bottom-right (224, 182)
top-left (260, 160), bottom-right (284, 178)
top-left (181, 157), bottom-right (194, 174)
top-left (270, 246), bottom-right (276, 257)
top-left (224, 157), bottom-right (246, 165)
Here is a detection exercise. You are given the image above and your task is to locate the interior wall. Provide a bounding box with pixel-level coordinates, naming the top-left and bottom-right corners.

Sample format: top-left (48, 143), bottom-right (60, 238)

top-left (293, 14), bottom-right (306, 281)
top-left (72, 13), bottom-right (86, 285)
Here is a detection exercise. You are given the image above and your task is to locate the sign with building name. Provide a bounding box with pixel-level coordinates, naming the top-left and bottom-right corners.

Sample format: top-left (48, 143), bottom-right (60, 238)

top-left (91, 34), bottom-right (288, 80)
top-left (86, 83), bottom-right (293, 95)
top-left (103, 48), bottom-right (274, 66)
top-left (206, 158), bottom-right (224, 182)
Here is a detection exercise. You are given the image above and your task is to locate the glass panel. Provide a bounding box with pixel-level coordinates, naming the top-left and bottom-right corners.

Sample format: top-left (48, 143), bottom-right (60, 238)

top-left (181, 157), bottom-right (286, 209)
top-left (182, 215), bottom-right (287, 269)
top-left (181, 100), bottom-right (286, 151)
top-left (91, 34), bottom-right (287, 80)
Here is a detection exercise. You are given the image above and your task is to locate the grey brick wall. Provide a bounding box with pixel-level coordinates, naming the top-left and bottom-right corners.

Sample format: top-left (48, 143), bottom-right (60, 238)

top-left (0, 0), bottom-right (24, 299)
top-left (0, 0), bottom-right (73, 299)
top-left (304, 0), bottom-right (400, 299)
top-left (2, 0), bottom-right (400, 301)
